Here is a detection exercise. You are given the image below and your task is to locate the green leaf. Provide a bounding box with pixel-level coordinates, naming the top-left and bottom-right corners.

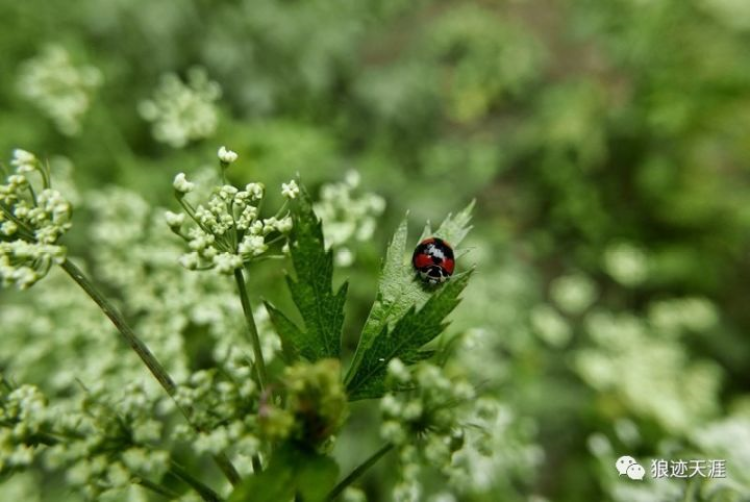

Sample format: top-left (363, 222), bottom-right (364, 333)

top-left (229, 443), bottom-right (338, 502)
top-left (266, 183), bottom-right (348, 362)
top-left (263, 301), bottom-right (302, 363)
top-left (419, 200), bottom-right (475, 252)
top-left (344, 201), bottom-right (475, 400)
top-left (346, 271), bottom-right (473, 401)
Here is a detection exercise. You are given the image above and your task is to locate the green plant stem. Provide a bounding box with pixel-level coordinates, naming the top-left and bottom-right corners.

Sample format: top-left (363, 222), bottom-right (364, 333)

top-left (251, 454), bottom-right (263, 473)
top-left (326, 443), bottom-right (394, 501)
top-left (233, 267), bottom-right (270, 474)
top-left (170, 462), bottom-right (223, 502)
top-left (682, 478), bottom-right (698, 502)
top-left (61, 259), bottom-right (178, 394)
top-left (60, 258), bottom-right (241, 486)
top-left (135, 477), bottom-right (180, 499)
top-left (233, 267), bottom-right (269, 393)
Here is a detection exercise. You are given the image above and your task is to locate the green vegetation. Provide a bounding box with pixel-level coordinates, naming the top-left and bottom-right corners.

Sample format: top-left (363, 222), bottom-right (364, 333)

top-left (2, 0), bottom-right (750, 501)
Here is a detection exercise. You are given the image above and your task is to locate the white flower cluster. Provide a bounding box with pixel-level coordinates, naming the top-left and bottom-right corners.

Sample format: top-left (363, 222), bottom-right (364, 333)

top-left (575, 309), bottom-right (722, 433)
top-left (449, 398), bottom-right (543, 494)
top-left (603, 242), bottom-right (649, 287)
top-left (88, 182), bottom-right (280, 376)
top-left (549, 272), bottom-right (598, 315)
top-left (0, 179), bottom-right (284, 497)
top-left (213, 306), bottom-right (282, 368)
top-left (169, 156), bottom-right (295, 274)
top-left (139, 67), bottom-right (221, 148)
top-left (1, 149), bottom-right (73, 289)
top-left (693, 414), bottom-right (750, 490)
top-left (16, 45), bottom-right (102, 136)
top-left (313, 171), bottom-right (385, 267)
top-left (380, 361), bottom-right (475, 502)
top-left (173, 369), bottom-right (260, 473)
top-left (44, 384), bottom-right (172, 500)
top-left (0, 381), bottom-right (50, 471)
top-left (648, 296), bottom-right (718, 336)
top-left (1, 379), bottom-right (172, 500)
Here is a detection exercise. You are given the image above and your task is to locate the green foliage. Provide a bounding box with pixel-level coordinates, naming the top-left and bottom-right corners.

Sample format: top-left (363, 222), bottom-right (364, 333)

top-left (3, 0), bottom-right (750, 500)
top-left (345, 202), bottom-right (475, 400)
top-left (229, 443), bottom-right (338, 502)
top-left (267, 187), bottom-right (475, 402)
top-left (266, 183), bottom-right (349, 362)
top-left (346, 271), bottom-right (472, 401)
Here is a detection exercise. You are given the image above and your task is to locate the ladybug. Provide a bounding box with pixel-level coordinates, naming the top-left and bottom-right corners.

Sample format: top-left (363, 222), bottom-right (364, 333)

top-left (412, 237), bottom-right (455, 284)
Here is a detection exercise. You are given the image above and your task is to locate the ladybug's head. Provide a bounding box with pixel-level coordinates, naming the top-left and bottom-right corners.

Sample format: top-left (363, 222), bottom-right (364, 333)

top-left (418, 265), bottom-right (451, 284)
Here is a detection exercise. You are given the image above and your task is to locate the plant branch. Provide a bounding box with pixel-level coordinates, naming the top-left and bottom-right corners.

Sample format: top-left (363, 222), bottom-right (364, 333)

top-left (61, 259), bottom-right (178, 394)
top-left (134, 476), bottom-right (181, 499)
top-left (233, 267), bottom-right (269, 393)
top-left (170, 462), bottom-right (224, 502)
top-left (326, 443), bottom-right (394, 501)
top-left (60, 258), bottom-right (241, 486)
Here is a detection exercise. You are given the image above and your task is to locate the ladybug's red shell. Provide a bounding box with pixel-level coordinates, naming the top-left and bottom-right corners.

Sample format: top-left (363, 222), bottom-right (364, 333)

top-left (412, 237), bottom-right (455, 284)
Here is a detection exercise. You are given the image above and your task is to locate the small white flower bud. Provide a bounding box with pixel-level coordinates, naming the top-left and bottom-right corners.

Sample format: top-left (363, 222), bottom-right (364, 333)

top-left (281, 180), bottom-right (300, 199)
top-left (335, 248), bottom-right (354, 267)
top-left (11, 149), bottom-right (36, 165)
top-left (173, 172), bottom-right (195, 194)
top-left (213, 252), bottom-right (243, 274)
top-left (262, 217), bottom-right (278, 235)
top-left (164, 211), bottom-right (185, 228)
top-left (245, 183), bottom-right (264, 200)
top-left (10, 149), bottom-right (36, 173)
top-left (239, 235), bottom-right (267, 256)
top-left (275, 216), bottom-right (293, 233)
top-left (249, 220), bottom-right (264, 235)
top-left (218, 146), bottom-right (238, 164)
top-left (179, 252), bottom-right (200, 270)
top-left (402, 401), bottom-right (423, 420)
top-left (219, 184), bottom-right (238, 200)
top-left (1, 221), bottom-right (18, 236)
top-left (345, 170), bottom-right (361, 188)
top-left (380, 394), bottom-right (402, 417)
top-left (380, 421), bottom-right (406, 444)
top-left (387, 358), bottom-right (411, 384)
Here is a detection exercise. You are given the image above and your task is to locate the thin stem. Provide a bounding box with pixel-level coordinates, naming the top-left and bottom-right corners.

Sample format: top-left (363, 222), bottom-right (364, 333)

top-left (0, 203), bottom-right (37, 241)
top-left (134, 477), bottom-right (181, 499)
top-left (60, 258), bottom-right (241, 486)
top-left (251, 454), bottom-right (263, 473)
top-left (233, 267), bottom-right (269, 392)
top-left (213, 453), bottom-right (241, 486)
top-left (682, 478), bottom-right (698, 502)
top-left (61, 259), bottom-right (178, 395)
top-left (232, 267), bottom-right (271, 473)
top-left (326, 443), bottom-right (394, 501)
top-left (170, 462), bottom-right (223, 502)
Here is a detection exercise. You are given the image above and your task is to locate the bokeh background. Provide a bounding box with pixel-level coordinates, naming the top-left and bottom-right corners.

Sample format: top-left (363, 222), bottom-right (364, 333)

top-left (2, 0), bottom-right (750, 501)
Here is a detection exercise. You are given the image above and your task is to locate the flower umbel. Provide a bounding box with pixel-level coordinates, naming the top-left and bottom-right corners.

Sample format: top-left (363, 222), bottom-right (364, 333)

top-left (0, 149), bottom-right (73, 289)
top-left (313, 171), bottom-right (386, 267)
top-left (380, 361), bottom-right (479, 501)
top-left (139, 67), bottom-right (221, 148)
top-left (259, 359), bottom-right (348, 447)
top-left (169, 148), bottom-right (293, 274)
top-left (16, 45), bottom-right (102, 136)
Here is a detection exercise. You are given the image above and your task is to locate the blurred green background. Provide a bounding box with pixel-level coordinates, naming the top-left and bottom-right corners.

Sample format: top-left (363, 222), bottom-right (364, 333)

top-left (2, 0), bottom-right (750, 500)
